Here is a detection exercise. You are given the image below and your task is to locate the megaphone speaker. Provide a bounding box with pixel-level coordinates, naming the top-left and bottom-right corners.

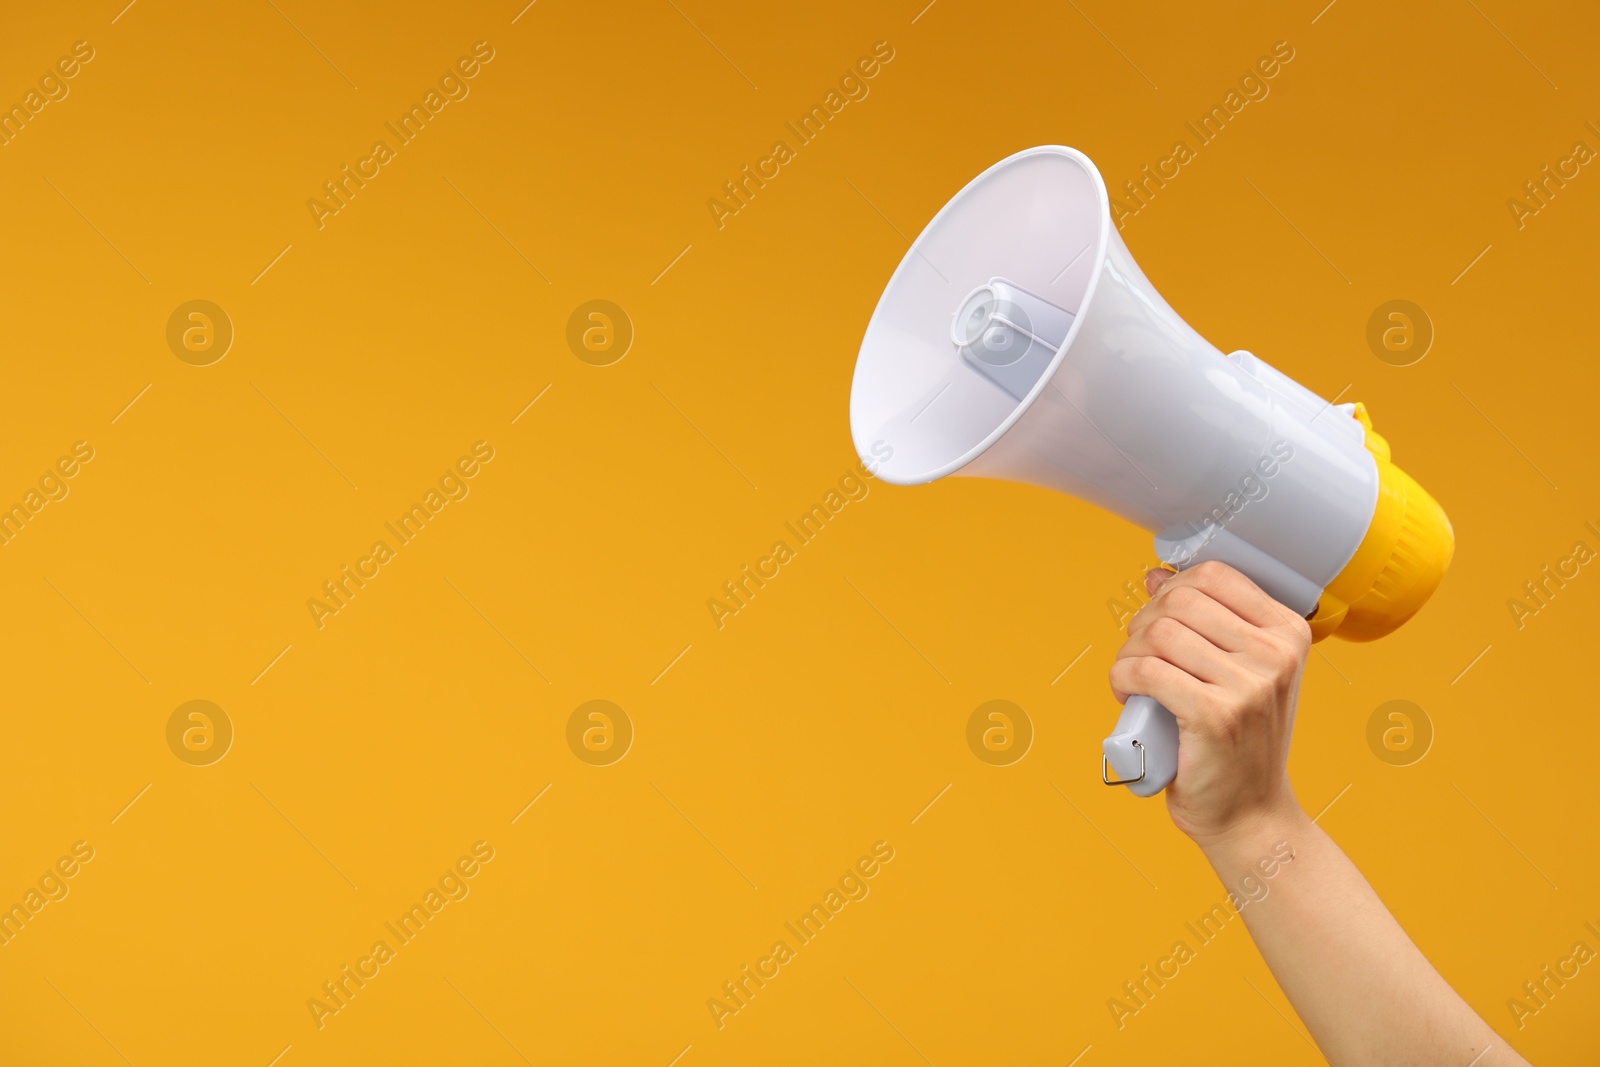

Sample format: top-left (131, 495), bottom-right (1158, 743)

top-left (848, 146), bottom-right (1453, 798)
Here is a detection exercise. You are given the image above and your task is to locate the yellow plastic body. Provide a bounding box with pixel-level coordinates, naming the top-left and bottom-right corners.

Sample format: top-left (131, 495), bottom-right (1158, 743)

top-left (1308, 403), bottom-right (1455, 642)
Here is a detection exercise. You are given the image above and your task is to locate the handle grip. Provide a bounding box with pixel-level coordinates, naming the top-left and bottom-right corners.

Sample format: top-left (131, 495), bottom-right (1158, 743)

top-left (1101, 695), bottom-right (1179, 797)
top-left (1101, 524), bottom-right (1321, 797)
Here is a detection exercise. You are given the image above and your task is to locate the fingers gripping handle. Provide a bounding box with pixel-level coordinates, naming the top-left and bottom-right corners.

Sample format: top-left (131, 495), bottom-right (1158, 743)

top-left (1101, 695), bottom-right (1179, 797)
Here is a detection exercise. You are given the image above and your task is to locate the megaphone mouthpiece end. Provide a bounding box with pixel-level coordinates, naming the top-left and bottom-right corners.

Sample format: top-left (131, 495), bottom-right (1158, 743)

top-left (1312, 454), bottom-right (1455, 642)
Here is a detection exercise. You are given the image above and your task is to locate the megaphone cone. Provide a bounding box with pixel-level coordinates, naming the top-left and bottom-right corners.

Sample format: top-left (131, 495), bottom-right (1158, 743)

top-left (849, 146), bottom-right (1452, 797)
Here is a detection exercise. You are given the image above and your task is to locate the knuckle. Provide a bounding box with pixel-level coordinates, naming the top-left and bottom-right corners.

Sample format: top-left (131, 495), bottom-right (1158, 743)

top-left (1147, 616), bottom-right (1185, 649)
top-left (1131, 657), bottom-right (1163, 689)
top-left (1247, 672), bottom-right (1277, 705)
top-left (1256, 628), bottom-right (1302, 669)
top-left (1166, 585), bottom-right (1202, 612)
top-left (1277, 629), bottom-right (1310, 667)
top-left (1255, 630), bottom-right (1289, 659)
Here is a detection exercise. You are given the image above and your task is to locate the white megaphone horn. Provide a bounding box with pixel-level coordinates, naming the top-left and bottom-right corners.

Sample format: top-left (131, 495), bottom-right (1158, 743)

top-left (848, 146), bottom-right (1453, 797)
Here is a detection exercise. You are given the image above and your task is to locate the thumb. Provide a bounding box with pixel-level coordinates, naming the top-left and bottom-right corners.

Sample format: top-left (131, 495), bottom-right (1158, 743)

top-left (1145, 567), bottom-right (1175, 598)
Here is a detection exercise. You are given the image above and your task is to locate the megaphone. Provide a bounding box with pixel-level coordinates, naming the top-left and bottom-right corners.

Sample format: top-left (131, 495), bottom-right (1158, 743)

top-left (848, 146), bottom-right (1453, 797)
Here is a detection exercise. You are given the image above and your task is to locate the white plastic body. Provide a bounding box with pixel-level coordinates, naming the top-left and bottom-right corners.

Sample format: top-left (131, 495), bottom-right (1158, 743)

top-left (848, 146), bottom-right (1382, 795)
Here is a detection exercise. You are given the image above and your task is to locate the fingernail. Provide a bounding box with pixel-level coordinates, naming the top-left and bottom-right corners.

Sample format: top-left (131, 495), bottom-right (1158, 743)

top-left (1145, 567), bottom-right (1174, 597)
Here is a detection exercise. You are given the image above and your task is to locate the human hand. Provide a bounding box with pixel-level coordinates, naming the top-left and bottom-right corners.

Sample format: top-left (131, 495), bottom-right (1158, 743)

top-left (1109, 563), bottom-right (1528, 1067)
top-left (1109, 561), bottom-right (1312, 848)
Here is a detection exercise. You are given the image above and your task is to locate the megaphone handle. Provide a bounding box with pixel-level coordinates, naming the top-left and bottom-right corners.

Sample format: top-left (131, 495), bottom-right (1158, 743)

top-left (1101, 695), bottom-right (1179, 797)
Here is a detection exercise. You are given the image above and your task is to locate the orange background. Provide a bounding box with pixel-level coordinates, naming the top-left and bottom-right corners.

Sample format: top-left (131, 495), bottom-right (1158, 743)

top-left (1, 0), bottom-right (1596, 1063)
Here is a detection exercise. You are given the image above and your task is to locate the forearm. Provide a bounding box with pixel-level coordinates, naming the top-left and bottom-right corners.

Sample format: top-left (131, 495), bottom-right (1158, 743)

top-left (1116, 565), bottom-right (1523, 1060)
top-left (1201, 806), bottom-right (1529, 1067)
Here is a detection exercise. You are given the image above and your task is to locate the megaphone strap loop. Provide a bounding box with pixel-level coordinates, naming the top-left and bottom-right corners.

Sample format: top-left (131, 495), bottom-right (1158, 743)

top-left (1101, 741), bottom-right (1146, 786)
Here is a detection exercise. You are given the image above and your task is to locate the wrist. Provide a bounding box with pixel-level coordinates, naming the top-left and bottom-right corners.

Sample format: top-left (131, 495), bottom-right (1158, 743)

top-left (1196, 804), bottom-right (1313, 920)
top-left (1193, 799), bottom-right (1311, 869)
